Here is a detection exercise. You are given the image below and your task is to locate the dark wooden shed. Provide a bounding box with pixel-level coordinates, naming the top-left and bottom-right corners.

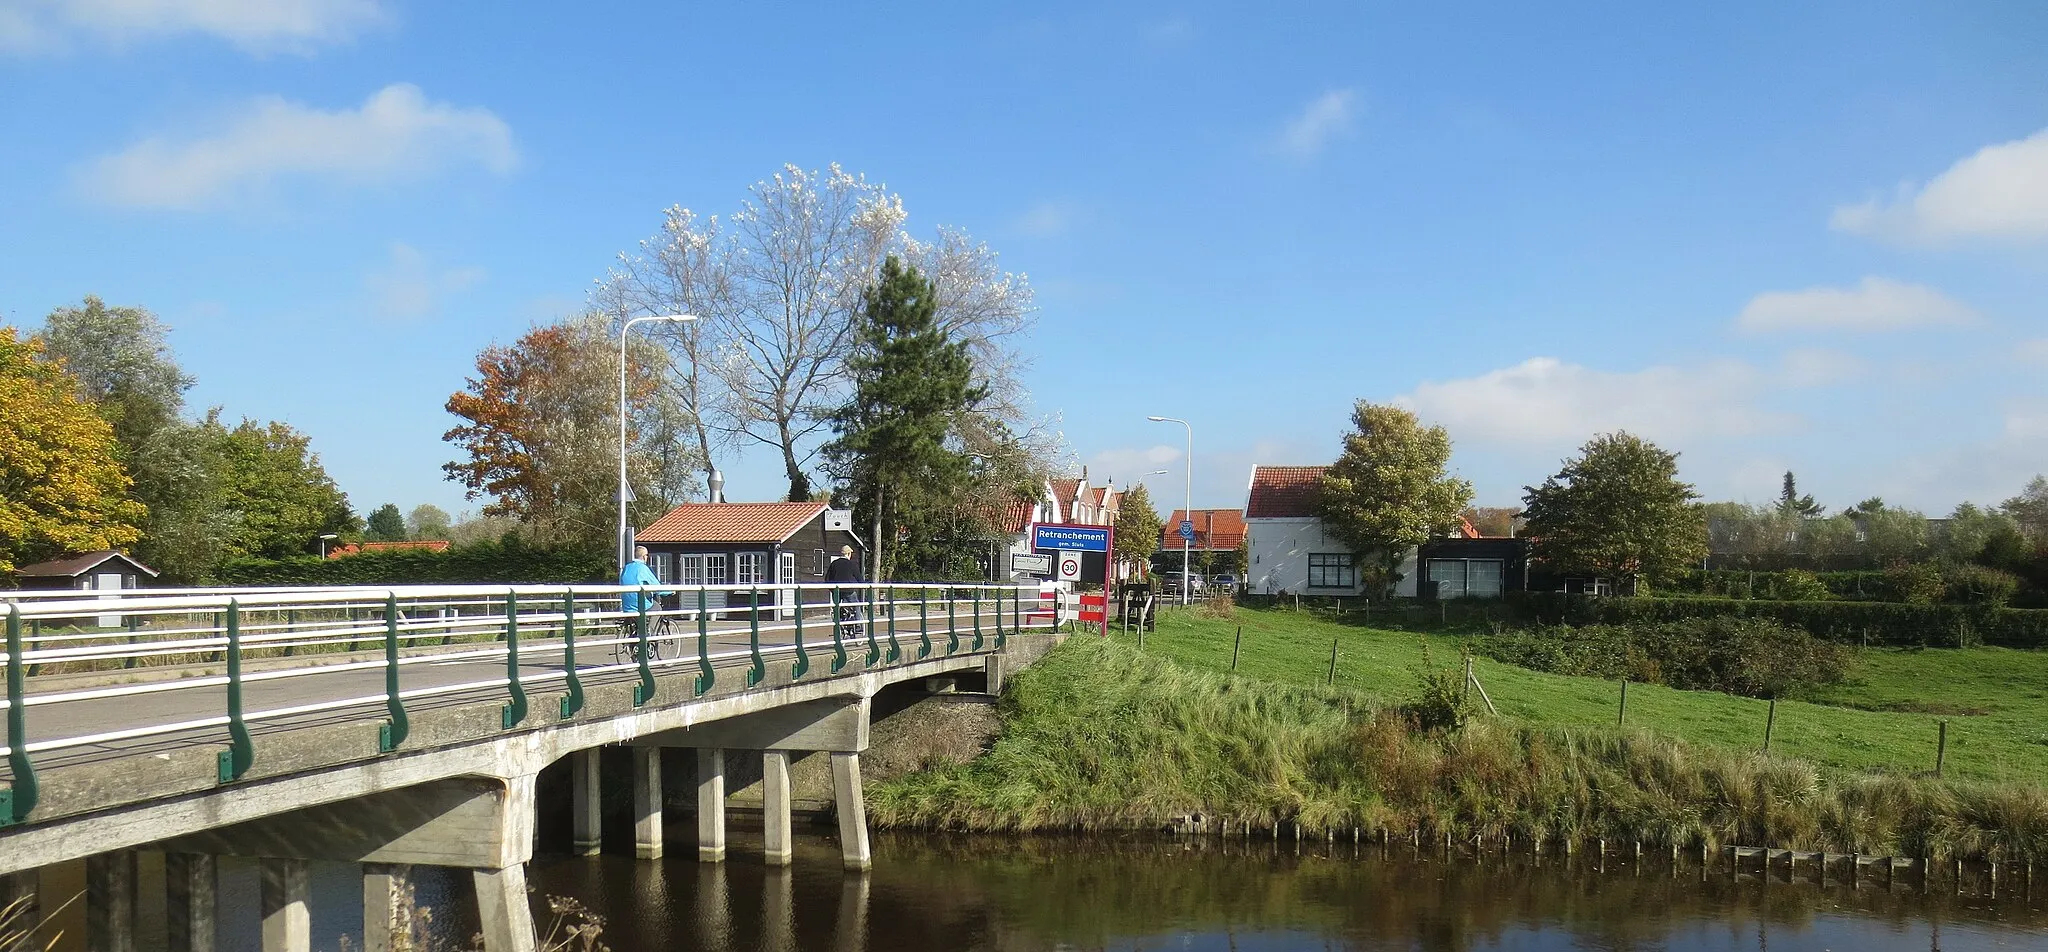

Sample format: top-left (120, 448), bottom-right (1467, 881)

top-left (635, 502), bottom-right (865, 617)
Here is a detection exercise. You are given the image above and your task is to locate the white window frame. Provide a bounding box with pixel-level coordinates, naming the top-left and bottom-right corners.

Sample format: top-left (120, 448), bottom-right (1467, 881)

top-left (704, 553), bottom-right (729, 587)
top-left (678, 553), bottom-right (706, 586)
top-left (650, 552), bottom-right (674, 584)
top-left (736, 552), bottom-right (765, 585)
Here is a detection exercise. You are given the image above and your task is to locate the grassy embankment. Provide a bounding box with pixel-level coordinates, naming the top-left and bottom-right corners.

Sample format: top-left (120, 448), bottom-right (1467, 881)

top-left (871, 607), bottom-right (2048, 859)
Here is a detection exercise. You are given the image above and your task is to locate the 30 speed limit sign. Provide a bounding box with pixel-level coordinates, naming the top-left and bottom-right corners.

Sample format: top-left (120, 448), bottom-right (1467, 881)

top-left (1057, 555), bottom-right (1082, 581)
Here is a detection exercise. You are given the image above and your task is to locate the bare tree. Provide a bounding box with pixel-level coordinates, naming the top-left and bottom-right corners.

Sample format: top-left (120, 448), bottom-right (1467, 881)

top-left (599, 164), bottom-right (1042, 502)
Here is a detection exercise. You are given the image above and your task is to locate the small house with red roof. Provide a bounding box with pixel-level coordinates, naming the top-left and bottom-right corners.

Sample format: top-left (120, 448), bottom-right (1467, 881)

top-left (636, 501), bottom-right (864, 613)
top-left (1243, 465), bottom-right (1526, 598)
top-left (1157, 508), bottom-right (1249, 574)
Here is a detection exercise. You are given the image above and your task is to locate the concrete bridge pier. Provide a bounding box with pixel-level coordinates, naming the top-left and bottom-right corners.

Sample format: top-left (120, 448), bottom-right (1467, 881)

top-left (632, 748), bottom-right (663, 860)
top-left (571, 750), bottom-right (602, 856)
top-left (259, 858), bottom-right (310, 952)
top-left (361, 863), bottom-right (408, 952)
top-left (164, 853), bottom-right (217, 952)
top-left (85, 850), bottom-right (137, 952)
top-left (697, 749), bottom-right (727, 863)
top-left (0, 869), bottom-right (37, 933)
top-left (632, 696), bottom-right (875, 871)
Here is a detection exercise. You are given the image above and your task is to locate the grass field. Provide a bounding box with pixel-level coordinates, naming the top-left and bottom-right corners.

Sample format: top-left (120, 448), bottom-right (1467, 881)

top-left (1130, 604), bottom-right (2048, 787)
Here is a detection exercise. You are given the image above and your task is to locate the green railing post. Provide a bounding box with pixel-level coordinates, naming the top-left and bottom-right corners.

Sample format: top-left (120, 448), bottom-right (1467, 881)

top-left (830, 589), bottom-right (849, 674)
top-left (559, 591), bottom-right (585, 719)
top-left (217, 601), bottom-right (253, 783)
top-left (972, 589), bottom-right (985, 651)
top-left (632, 591), bottom-right (655, 707)
top-left (947, 590), bottom-right (960, 655)
top-left (864, 589), bottom-right (881, 667)
top-left (917, 587), bottom-right (931, 660)
top-left (693, 588), bottom-right (714, 697)
top-left (994, 587), bottom-right (1006, 650)
top-left (791, 589), bottom-right (811, 680)
top-left (500, 591), bottom-right (528, 729)
top-left (379, 593), bottom-right (410, 752)
top-left (4, 605), bottom-right (39, 826)
top-left (885, 589), bottom-right (901, 663)
top-left (746, 588), bottom-right (765, 687)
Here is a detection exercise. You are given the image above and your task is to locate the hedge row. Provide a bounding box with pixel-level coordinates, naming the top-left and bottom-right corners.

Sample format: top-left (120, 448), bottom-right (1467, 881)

top-left (216, 540), bottom-right (612, 587)
top-left (1662, 567), bottom-right (2032, 605)
top-left (1505, 592), bottom-right (2048, 649)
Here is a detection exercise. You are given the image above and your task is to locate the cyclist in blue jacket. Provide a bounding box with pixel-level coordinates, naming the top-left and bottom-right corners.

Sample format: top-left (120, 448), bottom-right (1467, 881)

top-left (619, 546), bottom-right (672, 661)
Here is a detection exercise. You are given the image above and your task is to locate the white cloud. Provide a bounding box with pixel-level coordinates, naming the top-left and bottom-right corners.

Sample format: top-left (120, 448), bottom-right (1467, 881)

top-left (0, 0), bottom-right (385, 54)
top-left (1398, 357), bottom-right (1786, 446)
top-left (2017, 339), bottom-right (2048, 366)
top-left (365, 243), bottom-right (483, 320)
top-left (1777, 348), bottom-right (1866, 387)
top-left (1832, 127), bottom-right (2048, 243)
top-left (77, 83), bottom-right (516, 210)
top-left (1734, 277), bottom-right (1977, 334)
top-left (1086, 444), bottom-right (1182, 483)
top-left (1277, 89), bottom-right (1356, 158)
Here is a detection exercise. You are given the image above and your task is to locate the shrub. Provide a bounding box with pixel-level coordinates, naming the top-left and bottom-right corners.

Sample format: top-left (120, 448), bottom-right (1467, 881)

top-left (1402, 644), bottom-right (1472, 732)
top-left (1505, 592), bottom-right (2048, 649)
top-left (1775, 568), bottom-right (1832, 601)
top-left (1943, 563), bottom-right (2021, 608)
top-left (214, 539), bottom-right (611, 587)
top-left (1478, 617), bottom-right (1850, 698)
top-left (1885, 562), bottom-right (1947, 604)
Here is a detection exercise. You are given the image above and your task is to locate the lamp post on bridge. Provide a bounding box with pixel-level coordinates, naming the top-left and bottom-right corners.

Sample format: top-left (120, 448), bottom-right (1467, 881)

top-left (618, 314), bottom-right (696, 569)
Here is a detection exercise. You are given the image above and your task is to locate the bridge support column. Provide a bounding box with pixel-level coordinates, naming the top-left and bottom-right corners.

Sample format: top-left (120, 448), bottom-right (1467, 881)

top-left (260, 858), bottom-right (310, 952)
top-left (571, 749), bottom-right (602, 855)
top-left (632, 748), bottom-right (663, 860)
top-left (86, 850), bottom-right (137, 952)
top-left (762, 750), bottom-right (793, 866)
top-left (831, 753), bottom-right (871, 871)
top-left (362, 863), bottom-right (409, 952)
top-left (473, 865), bottom-right (536, 952)
top-left (697, 749), bottom-right (726, 863)
top-left (164, 853), bottom-right (217, 952)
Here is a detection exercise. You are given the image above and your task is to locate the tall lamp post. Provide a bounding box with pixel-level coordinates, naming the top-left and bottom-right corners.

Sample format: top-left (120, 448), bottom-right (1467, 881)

top-left (619, 314), bottom-right (696, 568)
top-left (317, 533), bottom-right (338, 559)
top-left (1147, 416), bottom-right (1193, 605)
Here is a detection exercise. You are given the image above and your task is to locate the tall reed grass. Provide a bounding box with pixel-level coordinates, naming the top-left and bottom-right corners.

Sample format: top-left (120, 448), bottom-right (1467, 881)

top-left (871, 637), bottom-right (2048, 861)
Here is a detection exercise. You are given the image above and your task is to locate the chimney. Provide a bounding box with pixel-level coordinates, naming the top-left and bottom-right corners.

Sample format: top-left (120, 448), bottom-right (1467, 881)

top-left (708, 469), bottom-right (726, 504)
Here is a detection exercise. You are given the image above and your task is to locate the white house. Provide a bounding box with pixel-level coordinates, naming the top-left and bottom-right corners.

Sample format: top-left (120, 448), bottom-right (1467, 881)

top-left (1243, 465), bottom-right (1419, 597)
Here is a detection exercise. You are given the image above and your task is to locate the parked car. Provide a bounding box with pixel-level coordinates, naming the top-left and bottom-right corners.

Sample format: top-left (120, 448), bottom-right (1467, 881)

top-left (1161, 572), bottom-right (1206, 596)
top-left (1210, 573), bottom-right (1240, 593)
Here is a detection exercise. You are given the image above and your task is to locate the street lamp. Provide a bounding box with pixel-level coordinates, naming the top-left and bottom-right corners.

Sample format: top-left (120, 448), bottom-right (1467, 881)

top-left (619, 314), bottom-right (697, 568)
top-left (1147, 416), bottom-right (1193, 605)
top-left (317, 533), bottom-right (338, 559)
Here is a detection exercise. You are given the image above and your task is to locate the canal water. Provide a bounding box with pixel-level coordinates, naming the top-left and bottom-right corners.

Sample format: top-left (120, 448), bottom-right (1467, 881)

top-left (507, 831), bottom-right (2048, 952)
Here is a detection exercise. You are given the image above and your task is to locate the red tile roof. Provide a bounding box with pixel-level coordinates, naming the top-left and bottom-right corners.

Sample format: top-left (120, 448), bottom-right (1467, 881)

top-left (968, 500), bottom-right (1036, 534)
top-left (1245, 465), bottom-right (1328, 518)
top-left (1049, 478), bottom-right (1082, 506)
top-left (327, 540), bottom-right (453, 559)
top-left (639, 502), bottom-right (828, 544)
top-left (1160, 509), bottom-right (1248, 551)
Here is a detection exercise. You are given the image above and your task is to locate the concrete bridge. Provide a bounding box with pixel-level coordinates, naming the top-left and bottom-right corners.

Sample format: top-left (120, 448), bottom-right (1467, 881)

top-left (0, 581), bottom-right (1057, 952)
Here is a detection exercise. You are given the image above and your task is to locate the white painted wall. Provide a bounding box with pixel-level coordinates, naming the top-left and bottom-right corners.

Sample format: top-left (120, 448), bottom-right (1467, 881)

top-left (1247, 516), bottom-right (1421, 597)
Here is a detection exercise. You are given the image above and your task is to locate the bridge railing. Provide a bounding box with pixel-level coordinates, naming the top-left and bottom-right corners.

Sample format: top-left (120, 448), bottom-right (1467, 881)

top-left (0, 581), bottom-right (1055, 828)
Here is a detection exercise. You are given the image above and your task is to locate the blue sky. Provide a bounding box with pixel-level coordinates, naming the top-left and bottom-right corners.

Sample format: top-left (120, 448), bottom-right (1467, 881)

top-left (3, 1), bottom-right (2045, 521)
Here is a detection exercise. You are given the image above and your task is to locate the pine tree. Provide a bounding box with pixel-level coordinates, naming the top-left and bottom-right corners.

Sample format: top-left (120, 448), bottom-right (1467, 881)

top-left (365, 504), bottom-right (407, 541)
top-left (824, 256), bottom-right (988, 580)
top-left (1777, 471), bottom-right (1823, 517)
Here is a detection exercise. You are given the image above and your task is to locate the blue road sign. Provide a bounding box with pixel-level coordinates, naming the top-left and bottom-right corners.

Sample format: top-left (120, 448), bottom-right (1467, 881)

top-left (1178, 519), bottom-right (1195, 541)
top-left (1033, 524), bottom-right (1111, 552)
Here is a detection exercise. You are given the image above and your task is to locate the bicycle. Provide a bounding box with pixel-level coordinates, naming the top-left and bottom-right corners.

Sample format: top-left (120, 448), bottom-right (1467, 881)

top-left (614, 601), bottom-right (677, 666)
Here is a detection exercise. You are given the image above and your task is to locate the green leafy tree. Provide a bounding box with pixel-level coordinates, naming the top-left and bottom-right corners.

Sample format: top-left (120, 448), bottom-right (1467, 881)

top-left (408, 504), bottom-right (453, 540)
top-left (364, 504), bottom-right (407, 541)
top-left (1777, 471), bottom-right (1823, 517)
top-left (1316, 402), bottom-right (1474, 599)
top-left (0, 328), bottom-right (147, 573)
top-left (1115, 483), bottom-right (1163, 572)
top-left (823, 255), bottom-right (988, 580)
top-left (208, 413), bottom-right (360, 559)
top-left (2004, 475), bottom-right (2048, 544)
top-left (1521, 432), bottom-right (1707, 593)
top-left (34, 297), bottom-right (224, 581)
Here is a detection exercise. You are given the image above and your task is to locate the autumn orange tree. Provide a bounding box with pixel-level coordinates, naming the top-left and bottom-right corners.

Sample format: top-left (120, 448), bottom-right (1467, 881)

top-left (443, 314), bottom-right (698, 549)
top-left (0, 327), bottom-right (147, 574)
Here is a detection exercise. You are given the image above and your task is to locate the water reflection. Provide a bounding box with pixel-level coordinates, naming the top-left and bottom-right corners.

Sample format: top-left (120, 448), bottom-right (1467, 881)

top-left (523, 833), bottom-right (2048, 952)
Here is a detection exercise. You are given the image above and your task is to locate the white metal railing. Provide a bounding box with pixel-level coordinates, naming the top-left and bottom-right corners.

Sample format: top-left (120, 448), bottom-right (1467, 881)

top-left (0, 581), bottom-right (1057, 829)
